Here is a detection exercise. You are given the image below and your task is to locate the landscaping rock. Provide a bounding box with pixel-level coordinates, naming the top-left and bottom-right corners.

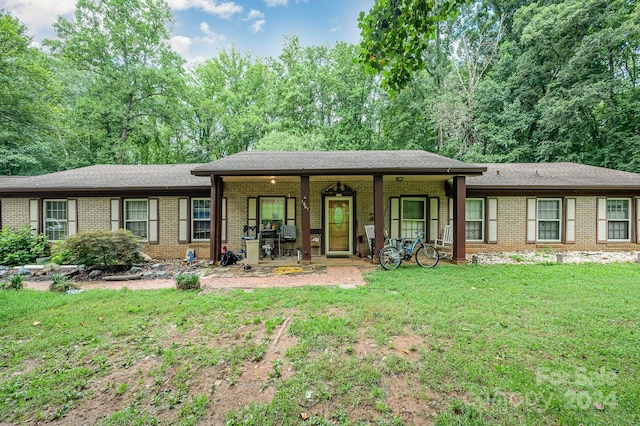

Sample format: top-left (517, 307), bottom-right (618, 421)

top-left (18, 268), bottom-right (32, 276)
top-left (130, 266), bottom-right (143, 273)
top-left (88, 270), bottom-right (103, 278)
top-left (77, 265), bottom-right (86, 271)
top-left (151, 263), bottom-right (163, 270)
top-left (155, 271), bottom-right (168, 277)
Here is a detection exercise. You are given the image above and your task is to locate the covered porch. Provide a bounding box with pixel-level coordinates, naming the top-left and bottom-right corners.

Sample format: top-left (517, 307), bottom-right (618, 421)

top-left (191, 150), bottom-right (486, 265)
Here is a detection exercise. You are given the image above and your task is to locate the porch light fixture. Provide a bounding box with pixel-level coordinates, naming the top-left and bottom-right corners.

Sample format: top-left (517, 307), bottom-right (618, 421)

top-left (270, 179), bottom-right (276, 184)
top-left (396, 176), bottom-right (404, 182)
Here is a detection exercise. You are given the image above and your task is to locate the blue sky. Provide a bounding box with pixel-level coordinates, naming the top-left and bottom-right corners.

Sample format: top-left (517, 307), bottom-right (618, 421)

top-left (3, 0), bottom-right (374, 64)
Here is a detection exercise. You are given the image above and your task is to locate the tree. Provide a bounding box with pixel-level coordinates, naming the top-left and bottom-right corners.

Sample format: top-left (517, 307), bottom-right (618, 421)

top-left (0, 12), bottom-right (60, 175)
top-left (190, 46), bottom-right (272, 159)
top-left (358, 0), bottom-right (468, 92)
top-left (46, 0), bottom-right (186, 164)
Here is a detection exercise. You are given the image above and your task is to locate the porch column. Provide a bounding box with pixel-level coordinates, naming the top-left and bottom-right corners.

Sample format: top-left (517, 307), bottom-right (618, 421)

top-left (373, 174), bottom-right (385, 258)
top-left (210, 175), bottom-right (223, 262)
top-left (452, 175), bottom-right (467, 264)
top-left (300, 175), bottom-right (311, 264)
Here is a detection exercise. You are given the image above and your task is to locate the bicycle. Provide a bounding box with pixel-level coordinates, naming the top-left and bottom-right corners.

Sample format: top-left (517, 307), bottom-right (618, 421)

top-left (378, 231), bottom-right (439, 270)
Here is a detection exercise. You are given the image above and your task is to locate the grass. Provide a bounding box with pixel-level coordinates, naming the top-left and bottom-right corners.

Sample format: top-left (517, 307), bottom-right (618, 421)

top-left (0, 263), bottom-right (639, 424)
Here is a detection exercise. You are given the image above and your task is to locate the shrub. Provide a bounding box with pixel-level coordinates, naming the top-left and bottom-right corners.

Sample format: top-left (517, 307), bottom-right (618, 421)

top-left (175, 273), bottom-right (201, 290)
top-left (50, 241), bottom-right (75, 265)
top-left (0, 275), bottom-right (24, 290)
top-left (49, 274), bottom-right (79, 293)
top-left (63, 229), bottom-right (143, 267)
top-left (0, 225), bottom-right (48, 267)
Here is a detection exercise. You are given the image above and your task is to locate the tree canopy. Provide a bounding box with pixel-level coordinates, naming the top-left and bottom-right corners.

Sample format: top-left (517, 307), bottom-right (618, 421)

top-left (2, 0), bottom-right (639, 175)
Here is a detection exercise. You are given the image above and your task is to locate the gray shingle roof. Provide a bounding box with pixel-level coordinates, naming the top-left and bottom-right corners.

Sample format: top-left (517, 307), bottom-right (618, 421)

top-left (191, 150), bottom-right (487, 176)
top-left (468, 163), bottom-right (640, 189)
top-left (0, 164), bottom-right (209, 194)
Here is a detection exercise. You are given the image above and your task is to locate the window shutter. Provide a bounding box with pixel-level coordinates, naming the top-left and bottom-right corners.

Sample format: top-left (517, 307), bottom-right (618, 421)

top-left (67, 199), bottom-right (78, 236)
top-left (178, 198), bottom-right (188, 244)
top-left (636, 197), bottom-right (640, 244)
top-left (221, 197), bottom-right (227, 242)
top-left (248, 197), bottom-right (257, 228)
top-left (286, 197), bottom-right (296, 226)
top-left (29, 199), bottom-right (40, 234)
top-left (110, 199), bottom-right (121, 231)
top-left (487, 197), bottom-right (498, 244)
top-left (148, 198), bottom-right (159, 244)
top-left (429, 197), bottom-right (440, 242)
top-left (565, 198), bottom-right (576, 244)
top-left (390, 197), bottom-right (400, 239)
top-left (526, 198), bottom-right (537, 244)
top-left (596, 197), bottom-right (607, 243)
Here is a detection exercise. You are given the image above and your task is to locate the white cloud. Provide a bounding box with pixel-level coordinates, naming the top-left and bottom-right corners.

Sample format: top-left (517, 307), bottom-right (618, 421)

top-left (330, 26), bottom-right (341, 33)
top-left (167, 0), bottom-right (242, 20)
top-left (250, 19), bottom-right (266, 33)
top-left (246, 9), bottom-right (265, 21)
top-left (3, 0), bottom-right (76, 33)
top-left (199, 21), bottom-right (227, 43)
top-left (171, 35), bottom-right (192, 57)
top-left (263, 0), bottom-right (287, 6)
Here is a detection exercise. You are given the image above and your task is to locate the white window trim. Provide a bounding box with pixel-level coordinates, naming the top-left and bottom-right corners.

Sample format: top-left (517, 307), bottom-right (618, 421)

top-left (400, 197), bottom-right (427, 239)
top-left (124, 199), bottom-right (149, 240)
top-left (607, 198), bottom-right (631, 242)
top-left (191, 198), bottom-right (211, 242)
top-left (44, 199), bottom-right (68, 241)
top-left (465, 198), bottom-right (485, 242)
top-left (537, 198), bottom-right (562, 242)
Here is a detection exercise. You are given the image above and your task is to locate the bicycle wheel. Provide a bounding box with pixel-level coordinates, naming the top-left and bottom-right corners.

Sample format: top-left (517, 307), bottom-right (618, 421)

top-left (415, 244), bottom-right (439, 268)
top-left (379, 246), bottom-right (402, 270)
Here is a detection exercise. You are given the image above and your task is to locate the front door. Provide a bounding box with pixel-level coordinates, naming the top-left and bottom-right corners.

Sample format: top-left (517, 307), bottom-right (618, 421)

top-left (325, 196), bottom-right (353, 256)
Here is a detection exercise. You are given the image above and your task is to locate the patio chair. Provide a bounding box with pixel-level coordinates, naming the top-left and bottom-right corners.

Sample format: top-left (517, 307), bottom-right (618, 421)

top-left (365, 225), bottom-right (376, 262)
top-left (433, 224), bottom-right (453, 258)
top-left (280, 225), bottom-right (297, 256)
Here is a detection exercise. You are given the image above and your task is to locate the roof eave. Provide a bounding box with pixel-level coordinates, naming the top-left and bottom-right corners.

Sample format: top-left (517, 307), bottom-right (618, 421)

top-left (191, 167), bottom-right (487, 177)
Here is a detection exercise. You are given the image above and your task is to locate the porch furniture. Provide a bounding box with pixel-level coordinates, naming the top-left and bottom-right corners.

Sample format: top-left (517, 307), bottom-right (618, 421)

top-left (365, 225), bottom-right (376, 262)
top-left (280, 225), bottom-right (297, 256)
top-left (433, 224), bottom-right (453, 258)
top-left (259, 229), bottom-right (279, 259)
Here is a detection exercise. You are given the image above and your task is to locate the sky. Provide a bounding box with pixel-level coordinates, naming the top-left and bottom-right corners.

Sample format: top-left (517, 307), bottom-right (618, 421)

top-left (2, 0), bottom-right (375, 64)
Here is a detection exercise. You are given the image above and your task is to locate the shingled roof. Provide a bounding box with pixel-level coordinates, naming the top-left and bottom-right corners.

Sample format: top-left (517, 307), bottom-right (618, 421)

top-left (191, 150), bottom-right (487, 176)
top-left (0, 164), bottom-right (209, 195)
top-left (468, 163), bottom-right (640, 190)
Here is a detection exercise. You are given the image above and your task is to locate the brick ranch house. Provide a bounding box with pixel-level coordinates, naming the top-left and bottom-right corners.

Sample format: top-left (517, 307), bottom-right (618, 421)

top-left (1, 150), bottom-right (640, 264)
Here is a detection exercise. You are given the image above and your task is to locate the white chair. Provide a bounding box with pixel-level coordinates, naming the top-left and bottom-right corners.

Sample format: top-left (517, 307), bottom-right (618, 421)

top-left (364, 225), bottom-right (376, 261)
top-left (433, 224), bottom-right (453, 257)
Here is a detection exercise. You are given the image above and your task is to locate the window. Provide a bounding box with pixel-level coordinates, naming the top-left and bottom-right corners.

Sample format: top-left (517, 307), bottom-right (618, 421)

top-left (44, 200), bottom-right (68, 241)
top-left (125, 199), bottom-right (148, 239)
top-left (465, 199), bottom-right (484, 241)
top-left (192, 198), bottom-right (211, 241)
top-left (401, 198), bottom-right (426, 238)
top-left (260, 197), bottom-right (285, 230)
top-left (537, 199), bottom-right (561, 241)
top-left (607, 199), bottom-right (630, 241)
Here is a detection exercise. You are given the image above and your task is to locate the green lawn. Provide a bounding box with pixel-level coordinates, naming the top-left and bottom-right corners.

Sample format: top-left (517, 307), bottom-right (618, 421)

top-left (1, 263), bottom-right (639, 425)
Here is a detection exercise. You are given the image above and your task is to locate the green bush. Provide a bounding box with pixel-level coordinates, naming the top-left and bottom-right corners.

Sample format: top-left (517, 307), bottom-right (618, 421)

top-left (0, 225), bottom-right (48, 267)
top-left (0, 275), bottom-right (24, 290)
top-left (49, 274), bottom-right (78, 293)
top-left (63, 229), bottom-right (143, 267)
top-left (49, 241), bottom-right (74, 265)
top-left (175, 273), bottom-right (201, 290)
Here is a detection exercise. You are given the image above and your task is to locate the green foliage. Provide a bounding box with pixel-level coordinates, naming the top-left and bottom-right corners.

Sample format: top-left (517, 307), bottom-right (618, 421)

top-left (175, 273), bottom-right (201, 290)
top-left (358, 0), bottom-right (467, 92)
top-left (49, 242), bottom-right (74, 265)
top-left (0, 225), bottom-right (48, 267)
top-left (62, 230), bottom-right (142, 267)
top-left (48, 274), bottom-right (78, 292)
top-left (0, 275), bottom-right (24, 291)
